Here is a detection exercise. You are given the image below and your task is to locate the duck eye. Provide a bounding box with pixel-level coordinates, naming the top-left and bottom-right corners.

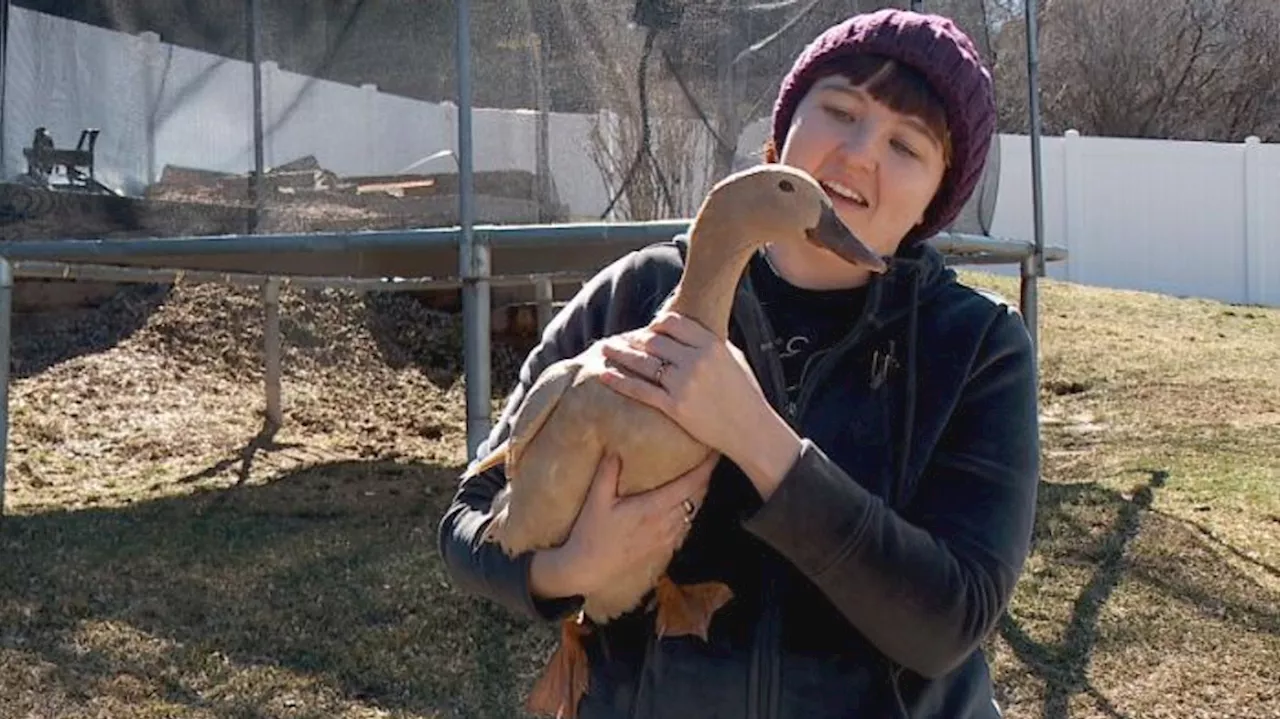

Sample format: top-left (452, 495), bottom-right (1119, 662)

top-left (778, 180), bottom-right (795, 193)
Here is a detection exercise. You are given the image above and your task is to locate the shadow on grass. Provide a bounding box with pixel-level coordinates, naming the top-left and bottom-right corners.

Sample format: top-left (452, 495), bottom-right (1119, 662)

top-left (997, 469), bottom-right (1280, 719)
top-left (0, 457), bottom-right (552, 719)
top-left (175, 421), bottom-right (303, 490)
top-left (4, 457), bottom-right (1275, 718)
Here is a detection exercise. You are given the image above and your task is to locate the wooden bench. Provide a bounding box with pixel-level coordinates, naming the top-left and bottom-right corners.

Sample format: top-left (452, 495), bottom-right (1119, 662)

top-left (22, 128), bottom-right (102, 190)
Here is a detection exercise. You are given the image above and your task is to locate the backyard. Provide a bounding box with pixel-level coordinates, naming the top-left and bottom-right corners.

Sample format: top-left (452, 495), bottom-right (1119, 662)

top-left (0, 269), bottom-right (1276, 718)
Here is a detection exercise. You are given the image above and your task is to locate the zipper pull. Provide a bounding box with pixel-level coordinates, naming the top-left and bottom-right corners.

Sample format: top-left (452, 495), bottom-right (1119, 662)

top-left (870, 340), bottom-right (897, 389)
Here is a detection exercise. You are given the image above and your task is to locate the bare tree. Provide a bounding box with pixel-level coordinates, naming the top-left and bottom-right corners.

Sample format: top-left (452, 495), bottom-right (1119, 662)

top-left (992, 0), bottom-right (1280, 141)
top-left (567, 0), bottom-right (915, 218)
top-left (553, 0), bottom-right (1020, 219)
top-left (588, 107), bottom-right (712, 221)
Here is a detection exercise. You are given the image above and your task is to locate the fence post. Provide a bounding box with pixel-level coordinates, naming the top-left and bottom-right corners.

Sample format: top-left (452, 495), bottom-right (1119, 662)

top-left (1243, 136), bottom-right (1263, 306)
top-left (362, 83), bottom-right (379, 175)
top-left (261, 61), bottom-right (279, 166)
top-left (263, 278), bottom-right (282, 428)
top-left (1062, 129), bottom-right (1082, 282)
top-left (139, 31), bottom-right (162, 186)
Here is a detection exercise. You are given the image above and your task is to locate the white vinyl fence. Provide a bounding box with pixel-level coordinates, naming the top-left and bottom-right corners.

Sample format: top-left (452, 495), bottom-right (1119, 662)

top-left (989, 132), bottom-right (1278, 307)
top-left (4, 7), bottom-right (1278, 306)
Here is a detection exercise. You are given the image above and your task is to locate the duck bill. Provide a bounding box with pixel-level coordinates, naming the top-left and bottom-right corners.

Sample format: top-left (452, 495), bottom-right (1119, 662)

top-left (806, 206), bottom-right (888, 273)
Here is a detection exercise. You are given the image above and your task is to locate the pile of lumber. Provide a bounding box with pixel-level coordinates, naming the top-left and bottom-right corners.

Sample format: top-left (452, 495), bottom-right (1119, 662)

top-left (143, 155), bottom-right (568, 228)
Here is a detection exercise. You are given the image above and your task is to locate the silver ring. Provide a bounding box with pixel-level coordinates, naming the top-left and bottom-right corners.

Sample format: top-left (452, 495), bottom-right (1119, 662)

top-left (682, 498), bottom-right (696, 516)
top-left (655, 359), bottom-right (671, 384)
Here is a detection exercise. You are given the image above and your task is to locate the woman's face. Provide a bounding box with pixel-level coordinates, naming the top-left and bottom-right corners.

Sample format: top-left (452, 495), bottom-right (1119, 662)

top-left (771, 73), bottom-right (948, 288)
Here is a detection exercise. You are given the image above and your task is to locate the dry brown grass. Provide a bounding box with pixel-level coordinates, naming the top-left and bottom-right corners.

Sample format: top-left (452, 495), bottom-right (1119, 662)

top-left (969, 273), bottom-right (1280, 719)
top-left (0, 269), bottom-right (1276, 718)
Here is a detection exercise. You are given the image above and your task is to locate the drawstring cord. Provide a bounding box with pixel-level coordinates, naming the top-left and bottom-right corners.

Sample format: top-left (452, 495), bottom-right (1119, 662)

top-left (897, 266), bottom-right (922, 501)
top-left (887, 261), bottom-right (924, 718)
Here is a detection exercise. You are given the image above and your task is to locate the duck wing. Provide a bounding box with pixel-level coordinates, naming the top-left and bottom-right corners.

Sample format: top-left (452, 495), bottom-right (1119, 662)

top-left (468, 358), bottom-right (584, 548)
top-left (506, 358), bottom-right (582, 476)
top-left (461, 357), bottom-right (581, 481)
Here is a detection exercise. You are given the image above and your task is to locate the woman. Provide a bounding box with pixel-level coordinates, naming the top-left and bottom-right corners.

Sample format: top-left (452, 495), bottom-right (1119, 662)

top-left (439, 9), bottom-right (1039, 718)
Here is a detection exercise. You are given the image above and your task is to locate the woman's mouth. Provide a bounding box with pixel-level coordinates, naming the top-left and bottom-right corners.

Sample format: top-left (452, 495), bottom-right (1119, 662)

top-left (821, 180), bottom-right (870, 209)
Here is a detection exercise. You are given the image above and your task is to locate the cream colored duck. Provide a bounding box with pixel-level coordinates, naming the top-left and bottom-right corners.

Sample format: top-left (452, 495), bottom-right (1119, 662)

top-left (462, 163), bottom-right (888, 718)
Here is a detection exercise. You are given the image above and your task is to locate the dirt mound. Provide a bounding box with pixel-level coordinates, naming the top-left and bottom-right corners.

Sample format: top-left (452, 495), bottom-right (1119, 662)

top-left (132, 283), bottom-right (393, 380)
top-left (12, 283), bottom-right (169, 379)
top-left (12, 278), bottom-right (530, 391)
top-left (7, 281), bottom-right (535, 513)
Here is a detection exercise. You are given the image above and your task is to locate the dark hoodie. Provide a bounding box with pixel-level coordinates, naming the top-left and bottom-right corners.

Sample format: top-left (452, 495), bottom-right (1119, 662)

top-left (438, 235), bottom-right (1040, 718)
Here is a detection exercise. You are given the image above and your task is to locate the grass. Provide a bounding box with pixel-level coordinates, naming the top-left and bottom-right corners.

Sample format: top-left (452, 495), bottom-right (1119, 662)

top-left (971, 274), bottom-right (1280, 719)
top-left (1, 271), bottom-right (1277, 718)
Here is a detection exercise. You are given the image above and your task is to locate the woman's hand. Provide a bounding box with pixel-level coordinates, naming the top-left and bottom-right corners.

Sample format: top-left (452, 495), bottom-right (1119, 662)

top-left (598, 313), bottom-right (766, 454)
top-left (598, 312), bottom-right (803, 500)
top-left (530, 449), bottom-right (718, 600)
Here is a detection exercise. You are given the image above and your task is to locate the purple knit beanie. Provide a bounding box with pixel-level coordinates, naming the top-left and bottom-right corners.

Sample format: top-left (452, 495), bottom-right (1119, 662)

top-left (770, 9), bottom-right (996, 244)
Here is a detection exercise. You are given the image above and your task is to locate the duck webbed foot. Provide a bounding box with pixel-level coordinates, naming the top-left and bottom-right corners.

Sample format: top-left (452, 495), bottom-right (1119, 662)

top-left (652, 573), bottom-right (734, 640)
top-left (525, 613), bottom-right (592, 719)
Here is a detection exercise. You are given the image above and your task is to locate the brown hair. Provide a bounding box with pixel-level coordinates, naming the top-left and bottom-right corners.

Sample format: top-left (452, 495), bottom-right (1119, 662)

top-left (763, 54), bottom-right (952, 165)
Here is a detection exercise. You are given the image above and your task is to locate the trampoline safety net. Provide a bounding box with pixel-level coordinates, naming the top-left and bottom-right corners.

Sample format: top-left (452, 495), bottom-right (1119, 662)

top-left (1, 0), bottom-right (1007, 252)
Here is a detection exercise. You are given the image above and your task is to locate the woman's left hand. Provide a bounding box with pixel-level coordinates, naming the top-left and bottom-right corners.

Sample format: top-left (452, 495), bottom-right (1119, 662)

top-left (598, 312), bottom-right (770, 461)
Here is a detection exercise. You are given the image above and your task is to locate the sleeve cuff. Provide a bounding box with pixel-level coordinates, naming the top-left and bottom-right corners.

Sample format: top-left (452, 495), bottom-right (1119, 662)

top-left (511, 551), bottom-right (586, 623)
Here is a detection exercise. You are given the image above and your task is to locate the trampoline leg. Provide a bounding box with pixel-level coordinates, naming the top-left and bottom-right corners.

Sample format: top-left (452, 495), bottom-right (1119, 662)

top-left (1020, 255), bottom-right (1038, 355)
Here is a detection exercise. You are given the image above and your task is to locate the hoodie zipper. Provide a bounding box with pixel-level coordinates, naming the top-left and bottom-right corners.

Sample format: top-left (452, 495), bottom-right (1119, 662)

top-left (770, 281), bottom-right (884, 719)
top-left (727, 277), bottom-right (786, 719)
top-left (729, 268), bottom-right (887, 719)
top-left (753, 339), bottom-right (866, 719)
top-left (734, 248), bottom-right (934, 719)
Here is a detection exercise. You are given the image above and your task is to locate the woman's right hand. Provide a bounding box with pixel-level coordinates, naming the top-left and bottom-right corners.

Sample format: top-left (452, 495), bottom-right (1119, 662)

top-left (529, 450), bottom-right (718, 600)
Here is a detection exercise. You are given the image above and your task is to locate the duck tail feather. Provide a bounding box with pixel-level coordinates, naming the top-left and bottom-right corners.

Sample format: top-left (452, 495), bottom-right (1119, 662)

top-left (461, 438), bottom-right (509, 479)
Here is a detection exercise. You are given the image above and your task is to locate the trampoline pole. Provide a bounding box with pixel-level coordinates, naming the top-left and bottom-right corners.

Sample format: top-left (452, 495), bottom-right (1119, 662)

top-left (0, 0), bottom-right (9, 174)
top-left (1023, 0), bottom-right (1046, 352)
top-left (248, 0), bottom-right (265, 233)
top-left (457, 0), bottom-right (491, 458)
top-left (0, 258), bottom-right (10, 517)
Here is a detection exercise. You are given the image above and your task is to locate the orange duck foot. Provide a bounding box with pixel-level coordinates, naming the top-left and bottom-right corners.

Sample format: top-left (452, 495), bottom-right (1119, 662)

top-left (653, 574), bottom-right (734, 641)
top-left (525, 614), bottom-right (592, 719)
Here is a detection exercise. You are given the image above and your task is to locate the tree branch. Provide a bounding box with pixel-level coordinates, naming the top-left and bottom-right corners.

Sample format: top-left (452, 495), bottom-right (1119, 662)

top-left (730, 0), bottom-right (824, 67)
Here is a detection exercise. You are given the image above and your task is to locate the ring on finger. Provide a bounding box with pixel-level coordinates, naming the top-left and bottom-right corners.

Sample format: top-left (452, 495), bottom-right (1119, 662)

top-left (654, 358), bottom-right (672, 384)
top-left (682, 498), bottom-right (696, 516)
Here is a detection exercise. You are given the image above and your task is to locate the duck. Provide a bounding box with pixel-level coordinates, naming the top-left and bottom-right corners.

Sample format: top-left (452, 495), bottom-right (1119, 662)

top-left (461, 163), bottom-right (889, 718)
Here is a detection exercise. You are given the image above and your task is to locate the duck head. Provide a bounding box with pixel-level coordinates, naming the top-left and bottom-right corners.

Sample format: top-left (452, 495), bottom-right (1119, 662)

top-left (697, 164), bottom-right (889, 274)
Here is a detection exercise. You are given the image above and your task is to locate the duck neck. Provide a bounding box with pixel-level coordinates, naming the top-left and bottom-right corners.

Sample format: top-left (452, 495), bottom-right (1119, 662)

top-left (666, 225), bottom-right (757, 340)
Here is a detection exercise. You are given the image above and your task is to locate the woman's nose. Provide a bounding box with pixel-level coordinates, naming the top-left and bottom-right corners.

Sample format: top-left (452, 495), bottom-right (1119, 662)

top-left (839, 125), bottom-right (880, 170)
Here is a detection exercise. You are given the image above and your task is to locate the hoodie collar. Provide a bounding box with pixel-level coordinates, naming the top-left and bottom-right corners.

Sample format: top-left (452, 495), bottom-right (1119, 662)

top-left (861, 240), bottom-right (954, 331)
top-left (667, 232), bottom-right (954, 331)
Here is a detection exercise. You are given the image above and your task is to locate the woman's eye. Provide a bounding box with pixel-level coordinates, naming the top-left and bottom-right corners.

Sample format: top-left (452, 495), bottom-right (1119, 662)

top-left (824, 106), bottom-right (855, 123)
top-left (891, 138), bottom-right (919, 158)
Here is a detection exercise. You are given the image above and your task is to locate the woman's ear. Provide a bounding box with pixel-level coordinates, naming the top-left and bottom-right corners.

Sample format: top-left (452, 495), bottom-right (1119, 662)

top-left (762, 138), bottom-right (779, 163)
